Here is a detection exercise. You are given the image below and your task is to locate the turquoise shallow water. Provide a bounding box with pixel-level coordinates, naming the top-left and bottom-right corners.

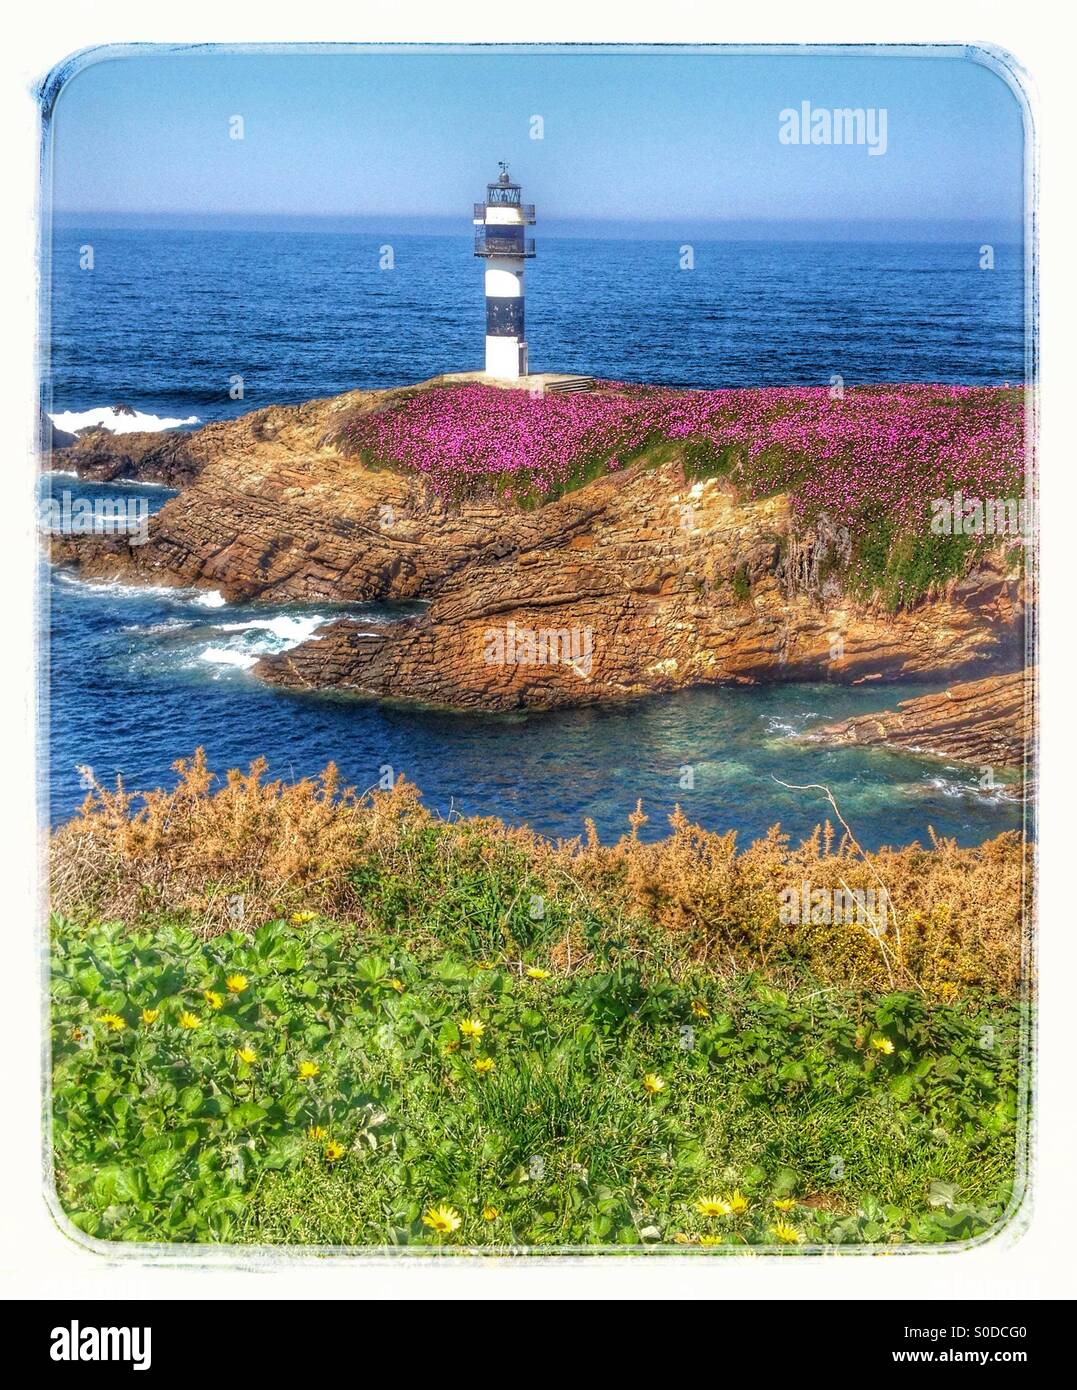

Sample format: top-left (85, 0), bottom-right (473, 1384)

top-left (43, 480), bottom-right (1023, 850)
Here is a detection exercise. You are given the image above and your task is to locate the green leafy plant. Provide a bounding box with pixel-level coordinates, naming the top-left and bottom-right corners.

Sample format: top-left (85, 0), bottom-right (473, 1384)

top-left (50, 914), bottom-right (1024, 1249)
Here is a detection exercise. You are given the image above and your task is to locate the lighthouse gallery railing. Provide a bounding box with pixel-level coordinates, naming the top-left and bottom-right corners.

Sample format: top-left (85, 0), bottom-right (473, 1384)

top-left (474, 232), bottom-right (536, 258)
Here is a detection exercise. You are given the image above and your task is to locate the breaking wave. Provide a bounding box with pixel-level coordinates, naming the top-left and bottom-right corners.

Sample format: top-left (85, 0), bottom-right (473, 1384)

top-left (49, 406), bottom-right (200, 436)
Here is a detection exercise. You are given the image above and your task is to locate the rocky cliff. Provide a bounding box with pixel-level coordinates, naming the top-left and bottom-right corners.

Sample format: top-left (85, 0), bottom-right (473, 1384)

top-left (48, 382), bottom-right (1028, 713)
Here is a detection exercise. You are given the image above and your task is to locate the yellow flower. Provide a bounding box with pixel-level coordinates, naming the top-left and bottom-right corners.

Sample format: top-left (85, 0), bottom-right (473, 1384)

top-left (69, 1027), bottom-right (83, 1042)
top-left (324, 1139), bottom-right (346, 1162)
top-left (699, 1234), bottom-right (723, 1246)
top-left (98, 1012), bottom-right (126, 1032)
top-left (236, 1046), bottom-right (257, 1064)
top-left (871, 1035), bottom-right (895, 1055)
top-left (938, 981), bottom-right (958, 1001)
top-left (203, 990), bottom-right (224, 1010)
top-left (422, 1204), bottom-right (462, 1236)
top-left (307, 1124), bottom-right (327, 1141)
top-left (772, 1197), bottom-right (798, 1212)
top-left (291, 910), bottom-right (317, 923)
top-left (459, 1017), bottom-right (485, 1039)
top-left (672, 1231), bottom-right (692, 1244)
top-left (477, 961), bottom-right (494, 971)
top-left (226, 974), bottom-right (248, 995)
top-left (140, 1007), bottom-right (159, 1025)
top-left (642, 1073), bottom-right (665, 1094)
top-left (525, 967), bottom-right (551, 980)
top-left (482, 1205), bottom-right (499, 1221)
top-left (696, 1198), bottom-right (731, 1218)
top-left (388, 979), bottom-right (405, 992)
top-left (726, 1189), bottom-right (749, 1215)
top-left (473, 1057), bottom-right (496, 1074)
top-left (442, 1040), bottom-right (460, 1054)
top-left (691, 999), bottom-right (710, 1019)
top-left (178, 1011), bottom-right (201, 1030)
top-left (298, 1060), bottom-right (320, 1079)
top-left (772, 1223), bottom-right (802, 1244)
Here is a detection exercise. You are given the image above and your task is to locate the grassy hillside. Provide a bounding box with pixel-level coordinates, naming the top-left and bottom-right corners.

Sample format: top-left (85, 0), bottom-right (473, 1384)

top-left (47, 752), bottom-right (1030, 1249)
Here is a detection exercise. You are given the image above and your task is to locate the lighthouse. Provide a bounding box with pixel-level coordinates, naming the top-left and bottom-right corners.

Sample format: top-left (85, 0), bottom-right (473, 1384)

top-left (474, 162), bottom-right (535, 379)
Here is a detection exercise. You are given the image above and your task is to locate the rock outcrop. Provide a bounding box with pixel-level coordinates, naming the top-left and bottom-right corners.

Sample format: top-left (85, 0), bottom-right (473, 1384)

top-left (47, 382), bottom-right (1028, 713)
top-left (49, 422), bottom-right (209, 489)
top-left (805, 669), bottom-right (1032, 770)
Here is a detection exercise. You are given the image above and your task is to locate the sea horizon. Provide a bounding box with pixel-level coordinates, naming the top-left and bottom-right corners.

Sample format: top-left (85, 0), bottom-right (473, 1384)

top-left (50, 209), bottom-right (1026, 245)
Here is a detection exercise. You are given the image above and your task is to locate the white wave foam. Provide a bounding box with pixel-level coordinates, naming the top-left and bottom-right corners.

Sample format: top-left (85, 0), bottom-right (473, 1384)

top-left (924, 773), bottom-right (1019, 803)
top-left (54, 573), bottom-right (188, 602)
top-left (49, 407), bottom-right (200, 436)
top-left (109, 477), bottom-right (179, 491)
top-left (193, 611), bottom-right (329, 678)
top-left (925, 777), bottom-right (965, 799)
top-left (54, 573), bottom-right (230, 615)
top-left (120, 619), bottom-right (195, 634)
top-left (198, 646), bottom-right (259, 672)
top-left (217, 615), bottom-right (327, 645)
top-left (762, 711), bottom-right (821, 738)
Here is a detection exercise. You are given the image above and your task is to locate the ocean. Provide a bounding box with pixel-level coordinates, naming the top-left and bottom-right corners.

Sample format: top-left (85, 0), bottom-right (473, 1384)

top-left (43, 227), bottom-right (1026, 847)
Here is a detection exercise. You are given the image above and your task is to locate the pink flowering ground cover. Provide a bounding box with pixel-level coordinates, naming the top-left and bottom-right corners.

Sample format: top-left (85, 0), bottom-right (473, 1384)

top-left (336, 381), bottom-right (1026, 605)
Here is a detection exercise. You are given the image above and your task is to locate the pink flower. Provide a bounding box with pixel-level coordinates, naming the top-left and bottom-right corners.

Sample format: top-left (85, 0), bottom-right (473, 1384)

top-left (341, 382), bottom-right (1026, 532)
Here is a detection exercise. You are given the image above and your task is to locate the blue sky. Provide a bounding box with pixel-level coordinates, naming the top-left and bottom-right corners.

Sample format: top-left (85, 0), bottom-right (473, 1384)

top-left (47, 47), bottom-right (1026, 237)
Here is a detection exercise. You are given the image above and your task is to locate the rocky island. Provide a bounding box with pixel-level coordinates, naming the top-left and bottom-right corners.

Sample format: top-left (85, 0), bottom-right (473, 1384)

top-left (48, 376), bottom-right (1029, 724)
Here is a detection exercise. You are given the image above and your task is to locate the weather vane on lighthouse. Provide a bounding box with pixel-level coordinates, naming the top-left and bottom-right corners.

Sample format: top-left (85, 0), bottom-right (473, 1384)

top-left (473, 162), bottom-right (536, 379)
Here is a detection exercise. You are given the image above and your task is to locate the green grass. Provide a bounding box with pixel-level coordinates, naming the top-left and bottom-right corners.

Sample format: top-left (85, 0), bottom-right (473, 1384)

top-left (731, 562), bottom-right (753, 602)
top-left (50, 913), bottom-right (1024, 1250)
top-left (848, 517), bottom-right (982, 614)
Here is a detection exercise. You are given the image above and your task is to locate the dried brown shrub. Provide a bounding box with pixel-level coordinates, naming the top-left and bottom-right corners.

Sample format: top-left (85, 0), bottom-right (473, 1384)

top-left (51, 749), bottom-right (426, 933)
top-left (574, 805), bottom-right (1029, 996)
top-left (50, 750), bottom-right (1030, 996)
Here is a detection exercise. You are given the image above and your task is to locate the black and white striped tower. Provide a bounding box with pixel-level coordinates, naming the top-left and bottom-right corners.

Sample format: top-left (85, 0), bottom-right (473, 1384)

top-left (474, 162), bottom-right (535, 379)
